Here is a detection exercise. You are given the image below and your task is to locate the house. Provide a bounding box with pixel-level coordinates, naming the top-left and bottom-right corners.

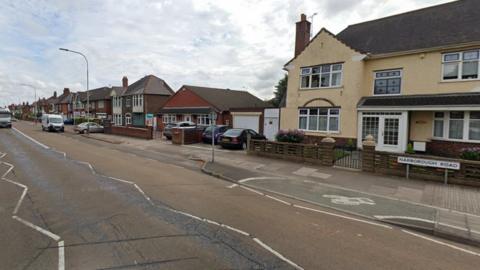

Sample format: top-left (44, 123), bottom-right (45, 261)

top-left (110, 75), bottom-right (174, 127)
top-left (281, 0), bottom-right (480, 157)
top-left (86, 87), bottom-right (113, 120)
top-left (158, 85), bottom-right (266, 130)
top-left (45, 91), bottom-right (59, 113)
top-left (57, 88), bottom-right (74, 120)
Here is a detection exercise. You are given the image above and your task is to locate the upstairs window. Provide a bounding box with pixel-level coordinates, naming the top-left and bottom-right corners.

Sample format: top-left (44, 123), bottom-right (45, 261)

top-left (374, 69), bottom-right (402, 95)
top-left (442, 50), bottom-right (479, 80)
top-left (300, 63), bottom-right (343, 89)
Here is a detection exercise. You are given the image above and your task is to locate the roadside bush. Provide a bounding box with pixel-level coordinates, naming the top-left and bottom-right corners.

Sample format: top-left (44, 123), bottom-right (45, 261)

top-left (275, 129), bottom-right (305, 143)
top-left (460, 147), bottom-right (480, 161)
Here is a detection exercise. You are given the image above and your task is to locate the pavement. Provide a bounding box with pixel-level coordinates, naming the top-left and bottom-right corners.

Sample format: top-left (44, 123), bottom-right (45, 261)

top-left (4, 121), bottom-right (480, 269)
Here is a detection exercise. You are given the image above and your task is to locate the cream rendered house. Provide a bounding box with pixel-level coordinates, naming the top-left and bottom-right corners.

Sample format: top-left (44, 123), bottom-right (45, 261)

top-left (281, 0), bottom-right (480, 157)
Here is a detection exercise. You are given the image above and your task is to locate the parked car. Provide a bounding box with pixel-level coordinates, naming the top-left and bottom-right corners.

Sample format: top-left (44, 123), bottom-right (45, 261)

top-left (64, 118), bottom-right (74, 125)
top-left (219, 128), bottom-right (266, 149)
top-left (202, 125), bottom-right (229, 144)
top-left (0, 108), bottom-right (12, 128)
top-left (41, 114), bottom-right (64, 132)
top-left (163, 121), bottom-right (196, 140)
top-left (74, 122), bottom-right (104, 134)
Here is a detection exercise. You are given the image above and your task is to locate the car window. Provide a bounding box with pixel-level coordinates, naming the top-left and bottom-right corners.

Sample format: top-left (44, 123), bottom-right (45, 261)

top-left (223, 129), bottom-right (243, 136)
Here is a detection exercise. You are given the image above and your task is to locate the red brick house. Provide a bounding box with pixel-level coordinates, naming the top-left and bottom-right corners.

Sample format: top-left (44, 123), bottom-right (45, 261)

top-left (87, 87), bottom-right (113, 120)
top-left (158, 85), bottom-right (265, 129)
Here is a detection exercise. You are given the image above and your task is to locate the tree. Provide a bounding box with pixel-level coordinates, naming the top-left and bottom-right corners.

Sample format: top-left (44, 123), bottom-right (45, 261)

top-left (272, 74), bottom-right (288, 107)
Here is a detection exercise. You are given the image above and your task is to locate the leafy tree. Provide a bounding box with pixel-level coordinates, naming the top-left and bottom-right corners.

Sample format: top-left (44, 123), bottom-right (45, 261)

top-left (272, 74), bottom-right (288, 107)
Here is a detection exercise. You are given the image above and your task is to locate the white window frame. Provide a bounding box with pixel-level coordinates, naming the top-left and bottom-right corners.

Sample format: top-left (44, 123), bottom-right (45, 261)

top-left (125, 113), bottom-right (132, 125)
top-left (298, 108), bottom-right (340, 133)
top-left (432, 111), bottom-right (480, 142)
top-left (373, 69), bottom-right (402, 96)
top-left (442, 50), bottom-right (480, 81)
top-left (162, 114), bottom-right (176, 124)
top-left (196, 114), bottom-right (211, 126)
top-left (300, 63), bottom-right (343, 89)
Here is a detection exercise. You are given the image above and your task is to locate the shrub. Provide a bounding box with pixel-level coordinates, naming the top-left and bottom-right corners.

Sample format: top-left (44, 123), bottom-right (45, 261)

top-left (275, 129), bottom-right (305, 143)
top-left (461, 147), bottom-right (480, 161)
top-left (406, 143), bottom-right (415, 154)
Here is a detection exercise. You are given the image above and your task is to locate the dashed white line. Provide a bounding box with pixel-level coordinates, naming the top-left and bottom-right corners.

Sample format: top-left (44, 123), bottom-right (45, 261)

top-left (253, 238), bottom-right (304, 270)
top-left (240, 186), bottom-right (265, 196)
top-left (265, 195), bottom-right (292, 206)
top-left (402, 229), bottom-right (480, 257)
top-left (13, 188), bottom-right (28, 215)
top-left (58, 241), bottom-right (65, 270)
top-left (13, 215), bottom-right (61, 241)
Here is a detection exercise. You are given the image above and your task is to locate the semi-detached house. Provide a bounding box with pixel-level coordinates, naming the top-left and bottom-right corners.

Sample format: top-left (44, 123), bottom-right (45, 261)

top-left (281, 0), bottom-right (480, 157)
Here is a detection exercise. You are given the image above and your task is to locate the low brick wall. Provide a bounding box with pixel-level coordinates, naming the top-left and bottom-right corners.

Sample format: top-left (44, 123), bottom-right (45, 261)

top-left (172, 127), bottom-right (204, 145)
top-left (248, 139), bottom-right (335, 166)
top-left (105, 125), bottom-right (153, 140)
top-left (304, 135), bottom-right (356, 147)
top-left (362, 145), bottom-right (480, 187)
top-left (427, 139), bottom-right (479, 158)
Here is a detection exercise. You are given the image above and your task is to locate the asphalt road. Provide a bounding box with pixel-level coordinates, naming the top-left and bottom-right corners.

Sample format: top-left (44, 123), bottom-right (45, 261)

top-left (1, 121), bottom-right (480, 270)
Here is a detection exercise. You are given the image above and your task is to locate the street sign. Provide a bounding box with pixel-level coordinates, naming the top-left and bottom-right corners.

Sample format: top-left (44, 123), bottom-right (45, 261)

top-left (397, 156), bottom-right (460, 170)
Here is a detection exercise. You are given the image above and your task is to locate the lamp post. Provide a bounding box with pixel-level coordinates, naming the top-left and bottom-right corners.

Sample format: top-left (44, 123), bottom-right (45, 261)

top-left (59, 48), bottom-right (90, 134)
top-left (20, 83), bottom-right (37, 125)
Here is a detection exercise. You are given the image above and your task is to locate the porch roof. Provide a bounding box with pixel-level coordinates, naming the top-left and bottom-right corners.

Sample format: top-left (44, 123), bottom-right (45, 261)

top-left (358, 92), bottom-right (480, 111)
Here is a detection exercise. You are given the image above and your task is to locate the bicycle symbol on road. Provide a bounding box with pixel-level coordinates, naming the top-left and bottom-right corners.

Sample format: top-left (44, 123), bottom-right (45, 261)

top-left (323, 195), bottom-right (376, 206)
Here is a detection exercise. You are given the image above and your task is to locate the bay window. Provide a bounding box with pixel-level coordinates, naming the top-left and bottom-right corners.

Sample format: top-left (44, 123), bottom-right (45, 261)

top-left (442, 50), bottom-right (479, 80)
top-left (197, 114), bottom-right (212, 126)
top-left (162, 114), bottom-right (176, 124)
top-left (433, 111), bottom-right (480, 142)
top-left (300, 63), bottom-right (343, 89)
top-left (299, 108), bottom-right (340, 132)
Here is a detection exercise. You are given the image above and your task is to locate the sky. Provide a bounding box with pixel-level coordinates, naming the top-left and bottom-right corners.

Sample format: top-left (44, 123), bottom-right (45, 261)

top-left (0, 0), bottom-right (454, 106)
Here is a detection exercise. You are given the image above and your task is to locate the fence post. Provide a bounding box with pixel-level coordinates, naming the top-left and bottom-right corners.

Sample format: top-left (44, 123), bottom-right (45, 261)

top-left (362, 135), bottom-right (376, 172)
top-left (320, 136), bottom-right (336, 166)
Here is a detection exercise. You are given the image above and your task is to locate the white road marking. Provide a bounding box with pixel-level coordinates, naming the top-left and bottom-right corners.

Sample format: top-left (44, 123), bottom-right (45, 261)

top-left (12, 127), bottom-right (50, 149)
top-left (133, 184), bottom-right (154, 205)
top-left (265, 195), bottom-right (292, 206)
top-left (13, 188), bottom-right (28, 215)
top-left (240, 186), bottom-right (265, 196)
top-left (294, 205), bottom-right (392, 229)
top-left (13, 215), bottom-right (61, 241)
top-left (253, 238), bottom-right (304, 270)
top-left (220, 224), bottom-right (250, 236)
top-left (238, 176), bottom-right (285, 183)
top-left (323, 195), bottom-right (376, 206)
top-left (226, 183), bottom-right (238, 188)
top-left (401, 229), bottom-right (480, 257)
top-left (108, 176), bottom-right (134, 184)
top-left (58, 241), bottom-right (65, 270)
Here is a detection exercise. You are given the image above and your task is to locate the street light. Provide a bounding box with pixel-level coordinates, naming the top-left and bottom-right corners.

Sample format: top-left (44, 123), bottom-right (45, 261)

top-left (59, 48), bottom-right (90, 134)
top-left (20, 83), bottom-right (37, 125)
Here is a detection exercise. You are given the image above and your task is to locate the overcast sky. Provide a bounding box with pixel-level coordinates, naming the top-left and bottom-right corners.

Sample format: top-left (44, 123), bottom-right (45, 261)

top-left (0, 0), bottom-right (453, 106)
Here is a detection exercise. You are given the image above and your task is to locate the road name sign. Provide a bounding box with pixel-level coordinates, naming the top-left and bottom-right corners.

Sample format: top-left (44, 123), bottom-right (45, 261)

top-left (397, 156), bottom-right (460, 170)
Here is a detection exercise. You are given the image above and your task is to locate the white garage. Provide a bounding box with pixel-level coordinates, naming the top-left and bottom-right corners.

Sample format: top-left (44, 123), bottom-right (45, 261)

top-left (232, 112), bottom-right (261, 133)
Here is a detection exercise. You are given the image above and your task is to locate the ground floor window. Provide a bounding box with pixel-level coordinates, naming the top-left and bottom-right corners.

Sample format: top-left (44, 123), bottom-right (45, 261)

top-left (113, 114), bottom-right (122, 125)
top-left (162, 114), bottom-right (176, 124)
top-left (196, 114), bottom-right (211, 126)
top-left (298, 108), bottom-right (340, 132)
top-left (433, 111), bottom-right (480, 141)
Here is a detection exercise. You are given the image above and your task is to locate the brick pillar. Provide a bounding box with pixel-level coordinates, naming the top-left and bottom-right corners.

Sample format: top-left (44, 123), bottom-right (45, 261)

top-left (362, 135), bottom-right (376, 172)
top-left (320, 137), bottom-right (336, 166)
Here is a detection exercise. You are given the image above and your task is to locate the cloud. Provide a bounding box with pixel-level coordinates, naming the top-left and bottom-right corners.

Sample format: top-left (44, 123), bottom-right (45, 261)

top-left (0, 0), bottom-right (454, 107)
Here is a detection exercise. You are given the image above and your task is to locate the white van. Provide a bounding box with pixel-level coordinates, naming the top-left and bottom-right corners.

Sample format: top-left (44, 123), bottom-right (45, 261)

top-left (42, 114), bottom-right (64, 132)
top-left (0, 108), bottom-right (12, 128)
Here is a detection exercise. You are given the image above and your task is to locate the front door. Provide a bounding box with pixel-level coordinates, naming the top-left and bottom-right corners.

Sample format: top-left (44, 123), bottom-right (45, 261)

top-left (378, 116), bottom-right (401, 152)
top-left (359, 112), bottom-right (406, 153)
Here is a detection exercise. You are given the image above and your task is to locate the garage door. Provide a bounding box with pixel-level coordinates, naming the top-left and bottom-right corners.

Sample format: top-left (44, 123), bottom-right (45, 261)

top-left (233, 115), bottom-right (260, 133)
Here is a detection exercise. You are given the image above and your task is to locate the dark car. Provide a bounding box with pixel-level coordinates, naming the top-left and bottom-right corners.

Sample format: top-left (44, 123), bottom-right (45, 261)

top-left (219, 128), bottom-right (266, 149)
top-left (163, 121), bottom-right (196, 140)
top-left (202, 125), bottom-right (229, 144)
top-left (64, 118), bottom-right (74, 125)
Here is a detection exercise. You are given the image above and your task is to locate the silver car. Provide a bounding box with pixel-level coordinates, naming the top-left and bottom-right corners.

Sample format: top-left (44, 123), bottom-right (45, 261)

top-left (74, 122), bottom-right (104, 134)
top-left (163, 121), bottom-right (196, 139)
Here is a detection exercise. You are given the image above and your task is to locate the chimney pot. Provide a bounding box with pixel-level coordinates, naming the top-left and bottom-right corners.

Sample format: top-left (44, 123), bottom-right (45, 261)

top-left (294, 13), bottom-right (311, 57)
top-left (54, 91), bottom-right (57, 98)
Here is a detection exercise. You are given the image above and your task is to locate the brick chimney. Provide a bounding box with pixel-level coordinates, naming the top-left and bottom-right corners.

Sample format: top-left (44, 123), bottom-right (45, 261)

top-left (63, 88), bottom-right (70, 95)
top-left (122, 76), bottom-right (128, 89)
top-left (295, 14), bottom-right (311, 57)
top-left (53, 91), bottom-right (57, 98)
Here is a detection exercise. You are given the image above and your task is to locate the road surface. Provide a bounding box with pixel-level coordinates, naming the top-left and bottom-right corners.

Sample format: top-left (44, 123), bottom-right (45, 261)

top-left (1, 122), bottom-right (480, 269)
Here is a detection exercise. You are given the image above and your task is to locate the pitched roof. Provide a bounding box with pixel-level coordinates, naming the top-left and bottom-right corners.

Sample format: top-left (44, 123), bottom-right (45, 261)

top-left (358, 92), bottom-right (480, 108)
top-left (183, 85), bottom-right (266, 111)
top-left (88, 87), bottom-right (112, 101)
top-left (123, 75), bottom-right (174, 96)
top-left (337, 0), bottom-right (480, 55)
top-left (110, 86), bottom-right (125, 96)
